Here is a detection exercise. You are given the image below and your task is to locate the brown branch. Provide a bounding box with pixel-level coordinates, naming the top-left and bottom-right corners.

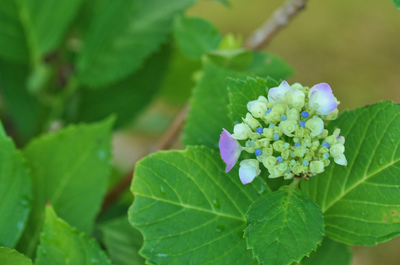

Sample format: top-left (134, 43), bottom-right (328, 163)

top-left (245, 0), bottom-right (309, 50)
top-left (100, 104), bottom-right (189, 212)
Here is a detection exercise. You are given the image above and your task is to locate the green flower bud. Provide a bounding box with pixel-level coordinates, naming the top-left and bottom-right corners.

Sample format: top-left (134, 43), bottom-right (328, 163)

top-left (249, 132), bottom-right (262, 140)
top-left (330, 143), bottom-right (345, 157)
top-left (318, 147), bottom-right (329, 154)
top-left (258, 138), bottom-right (270, 147)
top-left (262, 128), bottom-right (274, 139)
top-left (291, 162), bottom-right (303, 175)
top-left (294, 147), bottom-right (308, 158)
top-left (263, 156), bottom-right (276, 169)
top-left (310, 161), bottom-right (324, 174)
top-left (286, 89), bottom-right (305, 109)
top-left (247, 100), bottom-right (267, 118)
top-left (283, 173), bottom-right (295, 180)
top-left (325, 135), bottom-right (336, 145)
top-left (279, 119), bottom-right (298, 137)
top-left (322, 158), bottom-right (330, 167)
top-left (273, 140), bottom-right (284, 152)
top-left (232, 123), bottom-right (251, 140)
top-left (281, 149), bottom-right (290, 160)
top-left (305, 116), bottom-right (324, 137)
top-left (243, 113), bottom-right (261, 129)
top-left (266, 111), bottom-right (281, 124)
top-left (270, 163), bottom-right (287, 177)
top-left (325, 109), bottom-right (338, 120)
top-left (295, 127), bottom-right (305, 138)
top-left (310, 141), bottom-right (320, 151)
top-left (287, 108), bottom-right (300, 121)
top-left (264, 147), bottom-right (274, 156)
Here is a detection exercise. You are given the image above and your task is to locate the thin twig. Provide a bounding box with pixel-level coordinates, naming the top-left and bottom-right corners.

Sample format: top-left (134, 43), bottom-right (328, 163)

top-left (100, 105), bottom-right (189, 211)
top-left (245, 0), bottom-right (308, 50)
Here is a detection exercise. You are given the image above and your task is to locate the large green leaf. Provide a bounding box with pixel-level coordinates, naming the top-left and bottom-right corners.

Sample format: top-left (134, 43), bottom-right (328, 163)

top-left (76, 0), bottom-right (196, 87)
top-left (69, 42), bottom-right (171, 128)
top-left (244, 185), bottom-right (324, 265)
top-left (35, 205), bottom-right (112, 265)
top-left (0, 125), bottom-right (31, 248)
top-left (298, 237), bottom-right (353, 265)
top-left (17, 118), bottom-right (113, 257)
top-left (393, 0), bottom-right (400, 9)
top-left (227, 76), bottom-right (278, 124)
top-left (129, 146), bottom-right (269, 264)
top-left (183, 56), bottom-right (291, 149)
top-left (0, 59), bottom-right (46, 145)
top-left (173, 16), bottom-right (222, 60)
top-left (0, 0), bottom-right (82, 63)
top-left (0, 247), bottom-right (32, 265)
top-left (302, 101), bottom-right (400, 245)
top-left (0, 1), bottom-right (29, 62)
top-left (101, 217), bottom-right (145, 265)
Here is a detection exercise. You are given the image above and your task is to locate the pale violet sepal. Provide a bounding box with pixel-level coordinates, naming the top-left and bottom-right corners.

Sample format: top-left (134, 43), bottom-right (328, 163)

top-left (305, 117), bottom-right (324, 137)
top-left (239, 159), bottom-right (261, 184)
top-left (308, 83), bottom-right (338, 115)
top-left (219, 129), bottom-right (243, 172)
top-left (232, 123), bottom-right (251, 140)
top-left (268, 80), bottom-right (291, 103)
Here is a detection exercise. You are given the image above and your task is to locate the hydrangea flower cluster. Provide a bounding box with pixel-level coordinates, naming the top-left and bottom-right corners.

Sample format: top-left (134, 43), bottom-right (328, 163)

top-left (219, 81), bottom-right (347, 185)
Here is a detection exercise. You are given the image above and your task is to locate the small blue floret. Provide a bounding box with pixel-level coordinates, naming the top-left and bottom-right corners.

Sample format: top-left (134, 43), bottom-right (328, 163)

top-left (266, 109), bottom-right (272, 114)
top-left (277, 156), bottom-right (283, 163)
top-left (322, 141), bottom-right (330, 148)
top-left (295, 142), bottom-right (301, 148)
top-left (301, 111), bottom-right (309, 118)
top-left (269, 124), bottom-right (275, 128)
top-left (250, 140), bottom-right (255, 147)
top-left (256, 127), bottom-right (263, 134)
top-left (299, 120), bottom-right (306, 127)
top-left (273, 134), bottom-right (279, 140)
top-left (323, 153), bottom-right (330, 159)
top-left (290, 160), bottom-right (296, 165)
top-left (255, 149), bottom-right (262, 156)
top-left (280, 115), bottom-right (287, 121)
top-left (286, 168), bottom-right (291, 173)
top-left (303, 160), bottom-right (309, 166)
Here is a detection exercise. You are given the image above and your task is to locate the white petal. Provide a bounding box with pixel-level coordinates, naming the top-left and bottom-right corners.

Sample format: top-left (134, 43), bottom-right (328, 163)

top-left (239, 159), bottom-right (261, 184)
top-left (334, 154), bottom-right (348, 166)
top-left (305, 117), bottom-right (324, 137)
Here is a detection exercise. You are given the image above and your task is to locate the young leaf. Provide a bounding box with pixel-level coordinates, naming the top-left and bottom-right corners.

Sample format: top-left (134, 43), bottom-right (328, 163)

top-left (244, 52), bottom-right (294, 79)
top-left (18, 118), bottom-right (113, 257)
top-left (0, 59), bottom-right (45, 145)
top-left (298, 237), bottom-right (353, 265)
top-left (0, 247), bottom-right (32, 265)
top-left (35, 205), bottom-right (112, 265)
top-left (70, 42), bottom-right (171, 128)
top-left (302, 101), bottom-right (400, 245)
top-left (101, 217), bottom-right (145, 265)
top-left (173, 16), bottom-right (222, 60)
top-left (0, 128), bottom-right (32, 248)
top-left (76, 0), bottom-right (196, 87)
top-left (129, 146), bottom-right (269, 264)
top-left (227, 76), bottom-right (279, 124)
top-left (393, 0), bottom-right (400, 9)
top-left (0, 0), bottom-right (82, 63)
top-left (207, 49), bottom-right (253, 71)
top-left (244, 185), bottom-right (325, 265)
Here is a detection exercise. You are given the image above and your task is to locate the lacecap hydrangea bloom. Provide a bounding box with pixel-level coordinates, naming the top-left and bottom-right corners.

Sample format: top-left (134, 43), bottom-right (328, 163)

top-left (219, 81), bottom-right (347, 185)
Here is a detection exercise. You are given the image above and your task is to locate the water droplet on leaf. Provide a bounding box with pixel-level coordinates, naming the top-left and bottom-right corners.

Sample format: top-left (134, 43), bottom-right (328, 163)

top-left (212, 198), bottom-right (220, 209)
top-left (378, 157), bottom-right (384, 165)
top-left (160, 186), bottom-right (165, 195)
top-left (215, 225), bottom-right (225, 232)
top-left (157, 253), bottom-right (169, 258)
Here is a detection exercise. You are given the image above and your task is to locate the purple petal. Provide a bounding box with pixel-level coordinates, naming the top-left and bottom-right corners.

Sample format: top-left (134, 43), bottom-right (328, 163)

top-left (219, 129), bottom-right (242, 172)
top-left (309, 83), bottom-right (338, 115)
top-left (268, 81), bottom-right (291, 103)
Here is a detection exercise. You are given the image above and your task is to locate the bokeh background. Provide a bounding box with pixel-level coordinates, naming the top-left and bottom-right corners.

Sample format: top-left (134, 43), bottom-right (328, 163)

top-left (116, 0), bottom-right (400, 264)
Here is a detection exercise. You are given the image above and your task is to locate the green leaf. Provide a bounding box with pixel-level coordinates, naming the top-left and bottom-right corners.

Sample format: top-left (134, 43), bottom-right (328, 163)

top-left (0, 1), bottom-right (29, 62)
top-left (298, 237), bottom-right (353, 265)
top-left (0, 0), bottom-right (82, 63)
top-left (227, 76), bottom-right (278, 124)
top-left (69, 42), bottom-right (171, 128)
top-left (18, 118), bottom-right (113, 257)
top-left (302, 101), bottom-right (400, 245)
top-left (0, 59), bottom-right (46, 145)
top-left (207, 49), bottom-right (253, 71)
top-left (244, 185), bottom-right (325, 265)
top-left (173, 16), bottom-right (222, 60)
top-left (393, 0), bottom-right (400, 9)
top-left (244, 52), bottom-right (293, 79)
top-left (101, 217), bottom-right (145, 265)
top-left (129, 146), bottom-right (269, 264)
top-left (0, 127), bottom-right (32, 248)
top-left (76, 0), bottom-right (196, 87)
top-left (183, 61), bottom-right (242, 149)
top-left (0, 247), bottom-right (32, 265)
top-left (35, 205), bottom-right (112, 265)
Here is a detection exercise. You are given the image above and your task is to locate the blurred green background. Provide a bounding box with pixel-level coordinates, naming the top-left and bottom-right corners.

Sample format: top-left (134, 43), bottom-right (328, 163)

top-left (187, 1), bottom-right (400, 264)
